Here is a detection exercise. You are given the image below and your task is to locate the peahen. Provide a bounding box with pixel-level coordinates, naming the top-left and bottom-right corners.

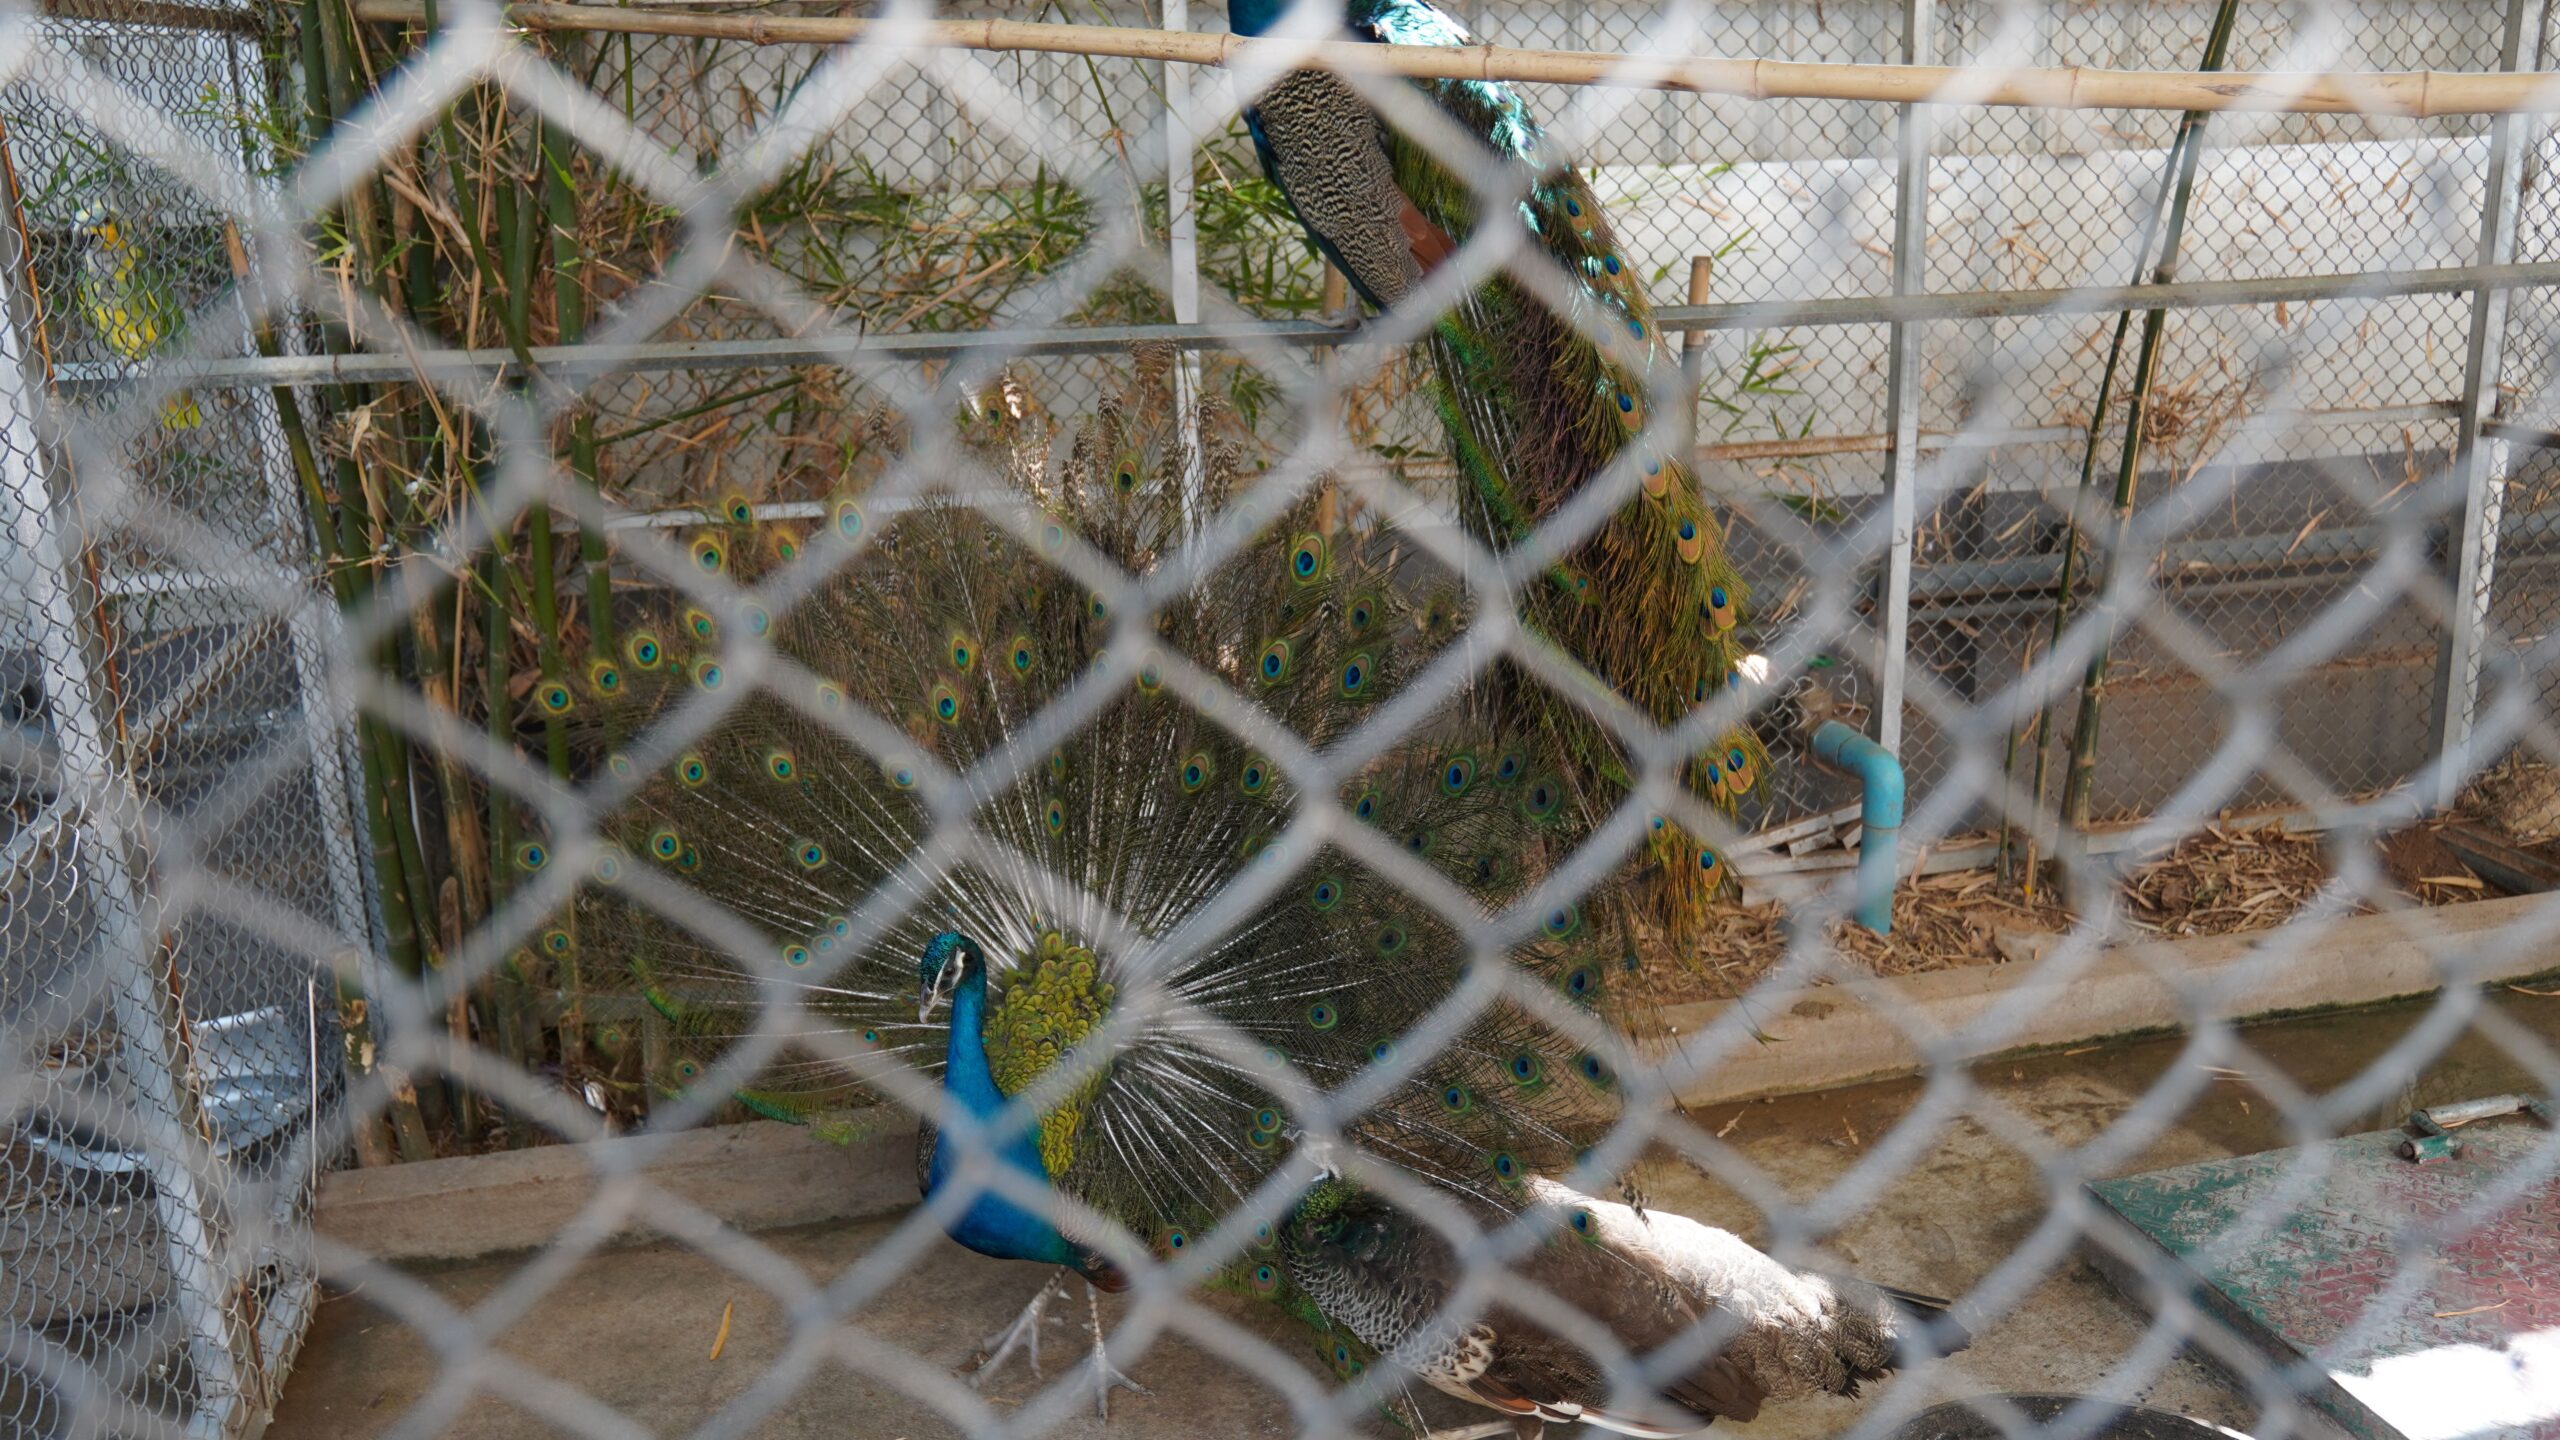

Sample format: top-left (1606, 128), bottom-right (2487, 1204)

top-left (1286, 1175), bottom-right (1972, 1438)
top-left (1230, 0), bottom-right (1764, 937)
top-left (543, 354), bottom-right (1664, 1411)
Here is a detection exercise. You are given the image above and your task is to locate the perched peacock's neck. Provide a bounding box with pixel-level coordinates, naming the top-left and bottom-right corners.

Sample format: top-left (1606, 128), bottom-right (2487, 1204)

top-left (940, 968), bottom-right (1006, 1119)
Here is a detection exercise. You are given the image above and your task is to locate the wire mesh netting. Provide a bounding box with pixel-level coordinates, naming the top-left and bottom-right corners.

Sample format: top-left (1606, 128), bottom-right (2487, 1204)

top-left (11, 0), bottom-right (2560, 1437)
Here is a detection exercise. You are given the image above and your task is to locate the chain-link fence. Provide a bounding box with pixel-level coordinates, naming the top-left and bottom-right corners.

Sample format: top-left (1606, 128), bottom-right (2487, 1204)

top-left (12, 0), bottom-right (2560, 1436)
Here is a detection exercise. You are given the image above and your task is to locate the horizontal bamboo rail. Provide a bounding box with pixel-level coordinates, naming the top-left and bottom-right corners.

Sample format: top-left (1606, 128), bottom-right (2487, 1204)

top-left (346, 2), bottom-right (2560, 116)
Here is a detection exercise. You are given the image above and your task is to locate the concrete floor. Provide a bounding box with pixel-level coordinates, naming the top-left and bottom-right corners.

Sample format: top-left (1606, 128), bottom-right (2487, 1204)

top-left (265, 989), bottom-right (2560, 1440)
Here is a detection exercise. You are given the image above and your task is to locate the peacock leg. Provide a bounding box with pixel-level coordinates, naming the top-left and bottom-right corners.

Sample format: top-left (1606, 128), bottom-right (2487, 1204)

top-left (968, 1270), bottom-right (1065, 1385)
top-left (1079, 1279), bottom-right (1153, 1418)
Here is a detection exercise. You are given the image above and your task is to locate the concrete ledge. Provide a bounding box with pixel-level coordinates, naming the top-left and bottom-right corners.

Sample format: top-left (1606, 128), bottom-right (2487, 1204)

top-left (1651, 893), bottom-right (2560, 1106)
top-left (315, 1110), bottom-right (914, 1263)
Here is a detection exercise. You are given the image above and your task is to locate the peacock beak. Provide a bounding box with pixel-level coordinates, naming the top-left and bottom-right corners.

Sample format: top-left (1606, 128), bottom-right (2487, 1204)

top-left (919, 962), bottom-right (958, 1023)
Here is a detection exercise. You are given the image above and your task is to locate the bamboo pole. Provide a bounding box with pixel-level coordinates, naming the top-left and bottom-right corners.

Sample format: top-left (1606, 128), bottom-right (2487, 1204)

top-left (2057, 0), bottom-right (2245, 893)
top-left (228, 221), bottom-right (430, 1164)
top-left (348, 1), bottom-right (2560, 117)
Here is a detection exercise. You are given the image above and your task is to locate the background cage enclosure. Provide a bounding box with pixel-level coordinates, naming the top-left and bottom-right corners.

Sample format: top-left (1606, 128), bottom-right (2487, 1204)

top-left (6, 0), bottom-right (2560, 1437)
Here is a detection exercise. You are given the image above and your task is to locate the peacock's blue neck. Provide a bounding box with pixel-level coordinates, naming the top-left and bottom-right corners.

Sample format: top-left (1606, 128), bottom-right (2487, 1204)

top-left (924, 959), bottom-right (1081, 1271)
top-left (937, 965), bottom-right (1007, 1118)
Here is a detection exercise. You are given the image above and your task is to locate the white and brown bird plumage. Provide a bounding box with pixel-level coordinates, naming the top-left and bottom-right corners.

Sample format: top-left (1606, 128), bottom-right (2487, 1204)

top-left (1285, 1177), bottom-right (1968, 1437)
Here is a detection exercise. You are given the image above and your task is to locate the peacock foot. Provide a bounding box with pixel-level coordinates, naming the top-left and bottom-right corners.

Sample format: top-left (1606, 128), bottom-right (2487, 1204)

top-left (968, 1271), bottom-right (1065, 1386)
top-left (1081, 1280), bottom-right (1153, 1419)
top-left (1315, 301), bottom-right (1364, 330)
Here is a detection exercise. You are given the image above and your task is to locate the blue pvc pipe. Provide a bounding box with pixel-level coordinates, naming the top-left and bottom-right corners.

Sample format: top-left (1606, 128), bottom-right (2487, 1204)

top-left (1810, 720), bottom-right (1904, 935)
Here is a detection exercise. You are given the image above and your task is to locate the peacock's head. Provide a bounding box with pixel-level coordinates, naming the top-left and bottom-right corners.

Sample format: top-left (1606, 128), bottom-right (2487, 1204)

top-left (916, 930), bottom-right (983, 1022)
top-left (69, 205), bottom-right (113, 242)
top-left (1224, 0), bottom-right (1326, 36)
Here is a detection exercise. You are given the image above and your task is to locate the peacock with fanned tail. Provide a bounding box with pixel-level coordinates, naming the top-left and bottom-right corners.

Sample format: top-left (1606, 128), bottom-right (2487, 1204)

top-left (532, 355), bottom-right (1665, 1412)
top-left (1231, 0), bottom-right (1768, 938)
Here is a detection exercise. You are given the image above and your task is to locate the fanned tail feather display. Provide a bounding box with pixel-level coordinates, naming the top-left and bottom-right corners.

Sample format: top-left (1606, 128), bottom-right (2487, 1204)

top-left (524, 351), bottom-right (1659, 1376)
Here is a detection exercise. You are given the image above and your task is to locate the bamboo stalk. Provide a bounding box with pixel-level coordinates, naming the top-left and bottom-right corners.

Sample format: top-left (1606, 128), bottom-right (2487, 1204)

top-left (313, 0), bottom-right (470, 1149)
top-left (2008, 0), bottom-right (2239, 892)
top-left (492, 114), bottom-right (585, 1071)
top-left (2057, 0), bottom-right (2244, 874)
top-left (541, 98), bottom-right (616, 686)
top-left (346, 0), bottom-right (2560, 117)
top-left (225, 222), bottom-right (432, 1163)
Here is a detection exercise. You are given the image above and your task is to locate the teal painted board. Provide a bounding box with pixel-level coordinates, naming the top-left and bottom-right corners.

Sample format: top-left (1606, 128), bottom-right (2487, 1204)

top-left (2087, 1115), bottom-right (2560, 1440)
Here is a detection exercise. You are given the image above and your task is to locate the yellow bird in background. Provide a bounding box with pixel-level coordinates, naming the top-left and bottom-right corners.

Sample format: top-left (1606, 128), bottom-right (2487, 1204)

top-left (71, 205), bottom-right (203, 431)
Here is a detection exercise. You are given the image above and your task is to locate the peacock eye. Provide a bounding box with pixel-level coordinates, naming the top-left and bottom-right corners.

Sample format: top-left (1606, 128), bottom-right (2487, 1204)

top-left (1339, 653), bottom-right (1373, 696)
top-left (1289, 533), bottom-right (1326, 582)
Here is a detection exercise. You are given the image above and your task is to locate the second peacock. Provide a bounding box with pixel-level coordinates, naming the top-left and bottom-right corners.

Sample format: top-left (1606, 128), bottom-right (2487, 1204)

top-left (1233, 0), bottom-right (1768, 939)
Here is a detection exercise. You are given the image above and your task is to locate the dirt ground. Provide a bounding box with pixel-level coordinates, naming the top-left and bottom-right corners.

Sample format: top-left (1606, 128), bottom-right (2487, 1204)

top-left (269, 988), bottom-right (2560, 1440)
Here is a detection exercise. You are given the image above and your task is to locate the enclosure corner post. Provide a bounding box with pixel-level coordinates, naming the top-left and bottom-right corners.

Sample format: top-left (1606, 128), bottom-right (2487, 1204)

top-left (2432, 0), bottom-right (2535, 804)
top-left (1875, 0), bottom-right (1934, 756)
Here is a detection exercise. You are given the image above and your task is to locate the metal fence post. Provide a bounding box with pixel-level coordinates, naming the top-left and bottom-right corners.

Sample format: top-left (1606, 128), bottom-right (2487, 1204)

top-left (1876, 0), bottom-right (1934, 756)
top-left (1164, 0), bottom-right (1206, 522)
top-left (0, 147), bottom-right (250, 1437)
top-left (2435, 0), bottom-right (2535, 802)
